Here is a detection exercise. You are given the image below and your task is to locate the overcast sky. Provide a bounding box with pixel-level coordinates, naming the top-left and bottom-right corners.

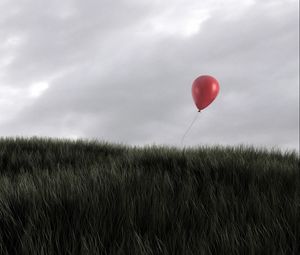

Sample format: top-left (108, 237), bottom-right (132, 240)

top-left (0, 0), bottom-right (299, 152)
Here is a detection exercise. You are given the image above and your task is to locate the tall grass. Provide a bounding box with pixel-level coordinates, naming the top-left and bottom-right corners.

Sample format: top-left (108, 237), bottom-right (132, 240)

top-left (0, 137), bottom-right (299, 255)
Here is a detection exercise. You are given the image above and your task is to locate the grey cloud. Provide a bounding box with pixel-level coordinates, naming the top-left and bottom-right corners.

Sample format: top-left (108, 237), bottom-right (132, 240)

top-left (1, 0), bottom-right (152, 87)
top-left (0, 0), bottom-right (298, 152)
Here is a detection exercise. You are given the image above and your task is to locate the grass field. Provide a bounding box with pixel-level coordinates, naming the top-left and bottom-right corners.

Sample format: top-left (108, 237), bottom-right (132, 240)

top-left (0, 137), bottom-right (299, 255)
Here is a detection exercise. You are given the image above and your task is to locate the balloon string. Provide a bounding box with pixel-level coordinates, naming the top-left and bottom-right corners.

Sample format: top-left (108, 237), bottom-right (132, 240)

top-left (181, 110), bottom-right (200, 146)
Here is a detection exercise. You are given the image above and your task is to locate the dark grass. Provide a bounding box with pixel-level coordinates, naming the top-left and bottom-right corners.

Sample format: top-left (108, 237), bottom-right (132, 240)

top-left (0, 137), bottom-right (299, 255)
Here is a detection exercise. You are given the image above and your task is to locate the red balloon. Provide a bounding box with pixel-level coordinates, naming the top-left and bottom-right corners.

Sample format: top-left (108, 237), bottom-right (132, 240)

top-left (192, 75), bottom-right (220, 111)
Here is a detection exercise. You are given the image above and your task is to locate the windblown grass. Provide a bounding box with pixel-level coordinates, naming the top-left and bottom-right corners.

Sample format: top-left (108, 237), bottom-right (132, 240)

top-left (0, 137), bottom-right (299, 255)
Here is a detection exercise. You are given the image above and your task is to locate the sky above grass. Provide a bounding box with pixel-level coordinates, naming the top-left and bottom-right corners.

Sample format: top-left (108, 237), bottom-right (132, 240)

top-left (0, 0), bottom-right (299, 152)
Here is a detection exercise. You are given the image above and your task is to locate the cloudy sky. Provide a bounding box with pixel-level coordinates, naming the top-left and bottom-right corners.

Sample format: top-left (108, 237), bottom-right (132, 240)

top-left (0, 0), bottom-right (299, 152)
